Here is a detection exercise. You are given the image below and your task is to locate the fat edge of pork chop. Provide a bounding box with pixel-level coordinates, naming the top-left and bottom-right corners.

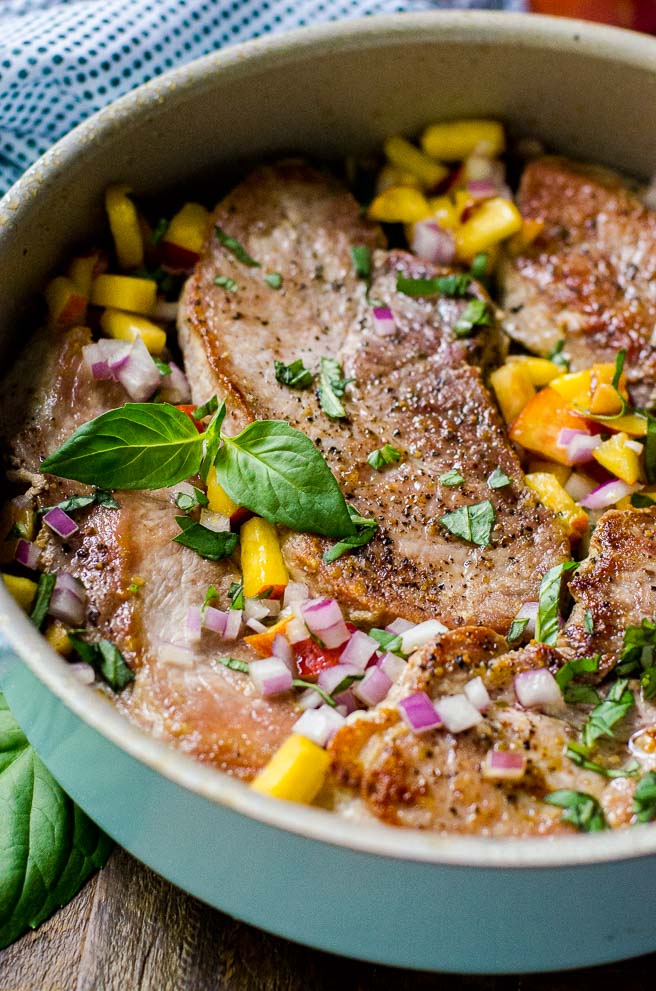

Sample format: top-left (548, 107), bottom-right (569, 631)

top-left (179, 161), bottom-right (570, 632)
top-left (0, 325), bottom-right (300, 778)
top-left (499, 155), bottom-right (656, 406)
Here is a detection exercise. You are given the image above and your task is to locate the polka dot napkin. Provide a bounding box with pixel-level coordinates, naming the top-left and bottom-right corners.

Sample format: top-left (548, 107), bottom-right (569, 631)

top-left (0, 0), bottom-right (520, 196)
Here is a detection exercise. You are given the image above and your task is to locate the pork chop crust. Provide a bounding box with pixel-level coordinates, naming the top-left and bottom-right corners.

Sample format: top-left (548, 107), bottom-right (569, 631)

top-left (500, 156), bottom-right (656, 405)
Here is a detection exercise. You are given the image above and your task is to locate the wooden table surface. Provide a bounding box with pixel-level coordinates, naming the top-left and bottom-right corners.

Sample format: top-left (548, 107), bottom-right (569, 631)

top-left (0, 848), bottom-right (653, 991)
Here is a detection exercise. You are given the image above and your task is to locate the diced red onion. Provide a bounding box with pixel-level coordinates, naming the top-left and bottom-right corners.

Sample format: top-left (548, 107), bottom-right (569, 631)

top-left (353, 666), bottom-right (392, 707)
top-left (557, 428), bottom-right (601, 465)
top-left (626, 439), bottom-right (644, 455)
top-left (246, 617), bottom-right (268, 633)
top-left (249, 657), bottom-right (293, 697)
top-left (185, 605), bottom-right (202, 643)
top-left (411, 219), bottom-right (455, 265)
top-left (48, 587), bottom-right (86, 626)
top-left (298, 687), bottom-right (323, 710)
top-left (557, 428), bottom-right (583, 446)
top-left (83, 339), bottom-right (131, 380)
top-left (514, 668), bottom-right (562, 708)
top-left (467, 178), bottom-right (497, 200)
top-left (579, 479), bottom-right (639, 510)
top-left (43, 507), bottom-right (79, 539)
top-left (293, 705), bottom-right (345, 748)
top-left (333, 688), bottom-right (359, 714)
top-left (203, 606), bottom-right (227, 635)
top-left (223, 608), bottom-right (242, 640)
top-left (159, 641), bottom-right (194, 667)
top-left (170, 481), bottom-right (197, 503)
top-left (565, 472), bottom-right (598, 503)
top-left (386, 617), bottom-right (414, 635)
top-left (464, 153), bottom-right (496, 181)
top-left (372, 306), bottom-right (396, 337)
top-left (15, 538), bottom-right (41, 570)
top-left (317, 663), bottom-right (362, 695)
top-left (464, 676), bottom-right (491, 711)
top-left (159, 361), bottom-right (191, 404)
top-left (115, 335), bottom-right (160, 402)
top-left (244, 598), bottom-right (271, 622)
top-left (397, 692), bottom-right (442, 734)
top-left (377, 652), bottom-right (407, 682)
top-left (283, 582), bottom-right (309, 608)
top-left (271, 633), bottom-right (294, 670)
top-left (68, 662), bottom-right (96, 685)
top-left (152, 298), bottom-right (179, 322)
top-left (513, 601), bottom-right (538, 639)
top-left (482, 750), bottom-right (526, 780)
top-left (434, 694), bottom-right (483, 733)
top-left (401, 619), bottom-right (448, 655)
top-left (339, 630), bottom-right (378, 671)
top-left (301, 597), bottom-right (349, 648)
top-left (54, 572), bottom-right (87, 602)
top-left (199, 509), bottom-right (231, 533)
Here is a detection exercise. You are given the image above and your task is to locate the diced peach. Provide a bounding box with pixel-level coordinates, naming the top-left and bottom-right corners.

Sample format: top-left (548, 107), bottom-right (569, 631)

top-left (506, 218), bottom-right (545, 256)
top-left (105, 184), bottom-right (144, 270)
top-left (99, 308), bottom-right (166, 354)
top-left (90, 274), bottom-right (156, 315)
top-left (45, 276), bottom-right (87, 328)
top-left (68, 250), bottom-right (105, 297)
top-left (506, 356), bottom-right (562, 387)
top-left (454, 197), bottom-right (523, 261)
top-left (384, 136), bottom-right (449, 189)
top-left (368, 186), bottom-right (431, 224)
top-left (489, 363), bottom-right (536, 424)
top-left (592, 432), bottom-right (642, 485)
top-left (240, 517), bottom-right (288, 600)
top-left (526, 459), bottom-right (571, 487)
top-left (421, 119), bottom-right (506, 161)
top-left (525, 472), bottom-right (588, 541)
top-left (244, 616), bottom-right (291, 657)
top-left (377, 164), bottom-right (423, 194)
top-left (160, 202), bottom-right (210, 269)
top-left (589, 382), bottom-right (624, 416)
top-left (550, 362), bottom-right (628, 410)
top-left (509, 387), bottom-right (591, 466)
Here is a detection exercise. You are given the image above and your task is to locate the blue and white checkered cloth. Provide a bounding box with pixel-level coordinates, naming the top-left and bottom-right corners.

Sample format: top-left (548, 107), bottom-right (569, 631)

top-left (0, 0), bottom-right (522, 197)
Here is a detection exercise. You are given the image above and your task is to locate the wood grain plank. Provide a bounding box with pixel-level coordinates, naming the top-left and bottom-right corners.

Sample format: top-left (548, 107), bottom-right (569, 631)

top-left (1, 849), bottom-right (655, 991)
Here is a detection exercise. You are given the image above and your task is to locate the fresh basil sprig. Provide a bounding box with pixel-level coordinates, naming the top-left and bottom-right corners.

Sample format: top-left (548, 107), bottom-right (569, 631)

top-left (487, 466), bottom-right (511, 490)
top-left (0, 693), bottom-right (112, 949)
top-left (555, 653), bottom-right (600, 703)
top-left (534, 561), bottom-right (578, 646)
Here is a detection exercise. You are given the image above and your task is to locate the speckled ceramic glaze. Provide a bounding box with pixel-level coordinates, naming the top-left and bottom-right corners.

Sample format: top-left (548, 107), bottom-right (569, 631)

top-left (2, 12), bottom-right (656, 974)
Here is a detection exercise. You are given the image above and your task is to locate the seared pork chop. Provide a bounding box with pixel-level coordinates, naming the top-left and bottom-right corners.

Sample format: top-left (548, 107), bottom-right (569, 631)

top-left (328, 628), bottom-right (642, 834)
top-left (179, 162), bottom-right (570, 631)
top-left (500, 156), bottom-right (656, 406)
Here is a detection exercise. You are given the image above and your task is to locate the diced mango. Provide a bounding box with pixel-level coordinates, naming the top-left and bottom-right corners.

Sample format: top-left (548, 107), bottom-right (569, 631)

top-left (525, 473), bottom-right (588, 541)
top-left (526, 459), bottom-right (571, 487)
top-left (384, 135), bottom-right (449, 189)
top-left (244, 616), bottom-right (291, 657)
top-left (99, 308), bottom-right (166, 355)
top-left (506, 356), bottom-right (562, 387)
top-left (2, 573), bottom-right (37, 611)
top-left (44, 620), bottom-right (73, 656)
top-left (207, 469), bottom-right (239, 517)
top-left (598, 412), bottom-right (648, 437)
top-left (68, 251), bottom-right (104, 297)
top-left (506, 218), bottom-right (545, 256)
top-left (240, 517), bottom-right (288, 600)
top-left (251, 733), bottom-right (330, 804)
top-left (593, 432), bottom-right (642, 485)
top-left (162, 202), bottom-right (211, 257)
top-left (550, 363), bottom-right (627, 410)
top-left (45, 276), bottom-right (87, 328)
top-left (428, 195), bottom-right (460, 229)
top-left (378, 164), bottom-right (422, 194)
top-left (454, 197), bottom-right (523, 261)
top-left (367, 186), bottom-right (431, 224)
top-left (90, 274), bottom-right (156, 315)
top-left (589, 383), bottom-right (624, 416)
top-left (421, 119), bottom-right (506, 161)
top-left (509, 387), bottom-right (591, 466)
top-left (489, 363), bottom-right (536, 424)
top-left (105, 184), bottom-right (144, 270)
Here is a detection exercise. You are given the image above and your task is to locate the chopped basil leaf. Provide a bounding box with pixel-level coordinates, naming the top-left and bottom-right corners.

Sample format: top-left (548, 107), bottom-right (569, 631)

top-left (367, 444), bottom-right (402, 471)
top-left (584, 609), bottom-right (594, 635)
top-left (150, 217), bottom-right (169, 244)
top-left (487, 466), bottom-right (511, 490)
top-left (470, 252), bottom-right (489, 280)
top-left (173, 516), bottom-right (239, 561)
top-left (319, 356), bottom-right (353, 419)
top-left (535, 561), bottom-right (578, 646)
top-left (454, 299), bottom-right (491, 338)
top-left (642, 665), bottom-right (656, 700)
top-left (214, 225), bottom-right (260, 267)
top-left (616, 616), bottom-right (656, 676)
top-left (214, 275), bottom-right (238, 292)
top-left (544, 789), bottom-right (606, 832)
top-left (193, 395), bottom-right (219, 421)
top-left (264, 272), bottom-right (282, 290)
top-left (439, 500), bottom-right (495, 548)
top-left (228, 580), bottom-right (244, 610)
top-left (581, 679), bottom-right (634, 749)
top-left (612, 347), bottom-right (627, 390)
top-left (68, 635), bottom-right (134, 691)
top-left (175, 486), bottom-right (209, 513)
top-left (562, 684), bottom-right (601, 705)
top-left (154, 358), bottom-right (172, 376)
top-left (5, 521), bottom-right (29, 540)
top-left (30, 572), bottom-right (56, 630)
top-left (40, 490), bottom-right (119, 515)
top-left (396, 273), bottom-right (471, 298)
top-left (274, 359), bottom-right (314, 390)
top-left (566, 742), bottom-right (639, 779)
top-left (369, 628), bottom-right (404, 655)
top-left (633, 771), bottom-right (656, 823)
top-left (323, 504), bottom-right (378, 563)
top-left (198, 402), bottom-right (227, 480)
top-left (291, 679), bottom-right (336, 707)
top-left (439, 469), bottom-right (465, 487)
top-left (331, 672), bottom-right (365, 696)
top-left (631, 492), bottom-right (656, 508)
top-left (217, 656), bottom-right (250, 674)
top-left (644, 414), bottom-right (656, 485)
top-left (351, 244), bottom-right (372, 281)
top-left (203, 585), bottom-right (219, 611)
top-left (548, 339), bottom-right (570, 372)
top-left (555, 653), bottom-right (599, 692)
top-left (507, 617), bottom-right (529, 644)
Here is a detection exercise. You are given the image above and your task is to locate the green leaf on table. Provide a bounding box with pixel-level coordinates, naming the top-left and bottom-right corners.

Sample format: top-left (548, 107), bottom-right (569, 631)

top-left (0, 693), bottom-right (112, 949)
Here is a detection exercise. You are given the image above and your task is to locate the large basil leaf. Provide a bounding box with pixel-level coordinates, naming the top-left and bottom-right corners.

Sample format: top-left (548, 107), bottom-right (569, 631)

top-left (41, 403), bottom-right (204, 490)
top-left (215, 421), bottom-right (355, 538)
top-left (0, 694), bottom-right (112, 948)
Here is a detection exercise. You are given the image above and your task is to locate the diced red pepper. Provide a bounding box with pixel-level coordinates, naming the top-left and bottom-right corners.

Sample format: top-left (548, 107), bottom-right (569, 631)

top-left (176, 404), bottom-right (205, 432)
top-left (294, 623), bottom-right (357, 679)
